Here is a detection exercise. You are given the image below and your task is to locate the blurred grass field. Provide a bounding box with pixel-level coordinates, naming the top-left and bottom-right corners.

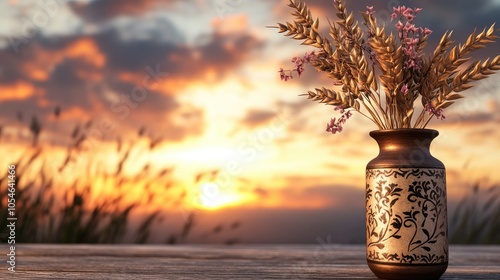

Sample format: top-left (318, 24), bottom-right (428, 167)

top-left (0, 111), bottom-right (211, 243)
top-left (1, 112), bottom-right (499, 244)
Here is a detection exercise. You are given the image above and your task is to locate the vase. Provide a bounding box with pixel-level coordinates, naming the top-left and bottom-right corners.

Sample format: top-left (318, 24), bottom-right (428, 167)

top-left (365, 129), bottom-right (448, 280)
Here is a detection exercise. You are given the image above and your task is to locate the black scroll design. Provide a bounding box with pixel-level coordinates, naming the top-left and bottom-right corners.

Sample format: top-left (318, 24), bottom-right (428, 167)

top-left (366, 168), bottom-right (447, 264)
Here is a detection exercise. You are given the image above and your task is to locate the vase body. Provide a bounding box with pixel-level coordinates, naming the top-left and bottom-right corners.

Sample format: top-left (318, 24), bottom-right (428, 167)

top-left (365, 129), bottom-right (448, 280)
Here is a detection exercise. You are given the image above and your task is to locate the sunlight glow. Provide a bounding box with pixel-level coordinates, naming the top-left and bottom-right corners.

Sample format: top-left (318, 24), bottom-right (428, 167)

top-left (196, 182), bottom-right (250, 210)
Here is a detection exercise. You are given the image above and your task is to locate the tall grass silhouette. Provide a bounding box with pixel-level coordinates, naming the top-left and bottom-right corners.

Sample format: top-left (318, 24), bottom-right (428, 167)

top-left (0, 112), bottom-right (205, 243)
top-left (450, 183), bottom-right (500, 244)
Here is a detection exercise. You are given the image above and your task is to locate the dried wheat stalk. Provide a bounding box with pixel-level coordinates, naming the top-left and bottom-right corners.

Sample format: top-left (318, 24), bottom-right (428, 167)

top-left (272, 0), bottom-right (500, 130)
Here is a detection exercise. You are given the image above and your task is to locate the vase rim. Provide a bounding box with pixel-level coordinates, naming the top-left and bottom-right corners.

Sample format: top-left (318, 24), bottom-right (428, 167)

top-left (367, 128), bottom-right (443, 169)
top-left (369, 128), bottom-right (439, 139)
top-left (369, 128), bottom-right (439, 136)
top-left (369, 128), bottom-right (438, 133)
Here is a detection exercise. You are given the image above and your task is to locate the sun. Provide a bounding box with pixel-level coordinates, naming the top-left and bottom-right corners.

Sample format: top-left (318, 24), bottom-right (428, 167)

top-left (195, 182), bottom-right (250, 210)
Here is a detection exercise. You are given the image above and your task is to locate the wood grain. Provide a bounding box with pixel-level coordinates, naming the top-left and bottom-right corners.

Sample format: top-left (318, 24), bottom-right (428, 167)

top-left (4, 244), bottom-right (500, 279)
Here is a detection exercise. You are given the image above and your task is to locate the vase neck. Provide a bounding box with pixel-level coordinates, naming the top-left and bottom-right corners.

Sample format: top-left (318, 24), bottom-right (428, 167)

top-left (367, 129), bottom-right (444, 169)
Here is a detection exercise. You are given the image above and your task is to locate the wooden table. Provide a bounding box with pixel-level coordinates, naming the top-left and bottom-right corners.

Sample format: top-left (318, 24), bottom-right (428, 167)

top-left (5, 244), bottom-right (500, 279)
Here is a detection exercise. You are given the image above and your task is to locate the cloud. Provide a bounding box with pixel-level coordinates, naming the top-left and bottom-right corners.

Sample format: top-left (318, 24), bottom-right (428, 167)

top-left (298, 184), bottom-right (364, 208)
top-left (241, 109), bottom-right (276, 128)
top-left (446, 112), bottom-right (494, 125)
top-left (0, 81), bottom-right (34, 102)
top-left (431, 95), bottom-right (500, 129)
top-left (68, 0), bottom-right (177, 22)
top-left (0, 12), bottom-right (263, 144)
top-left (274, 0), bottom-right (500, 59)
top-left (92, 20), bottom-right (263, 81)
top-left (194, 31), bottom-right (264, 78)
top-left (251, 178), bottom-right (365, 209)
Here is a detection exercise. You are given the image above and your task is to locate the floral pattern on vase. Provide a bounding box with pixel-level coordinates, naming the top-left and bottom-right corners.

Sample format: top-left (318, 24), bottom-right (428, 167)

top-left (366, 168), bottom-right (448, 265)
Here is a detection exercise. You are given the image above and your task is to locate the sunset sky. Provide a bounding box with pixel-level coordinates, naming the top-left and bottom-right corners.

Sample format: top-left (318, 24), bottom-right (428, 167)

top-left (0, 0), bottom-right (499, 243)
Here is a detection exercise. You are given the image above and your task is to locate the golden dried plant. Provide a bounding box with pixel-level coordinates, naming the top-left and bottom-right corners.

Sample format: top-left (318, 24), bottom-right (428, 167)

top-left (271, 0), bottom-right (500, 131)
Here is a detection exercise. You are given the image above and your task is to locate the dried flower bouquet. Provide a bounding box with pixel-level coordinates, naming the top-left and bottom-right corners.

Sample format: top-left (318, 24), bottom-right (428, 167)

top-left (272, 0), bottom-right (500, 133)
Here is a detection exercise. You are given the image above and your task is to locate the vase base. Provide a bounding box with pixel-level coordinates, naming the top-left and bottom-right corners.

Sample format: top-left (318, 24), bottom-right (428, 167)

top-left (367, 260), bottom-right (447, 280)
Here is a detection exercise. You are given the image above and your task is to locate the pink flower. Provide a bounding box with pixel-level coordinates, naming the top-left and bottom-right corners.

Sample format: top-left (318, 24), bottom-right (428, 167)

top-left (402, 8), bottom-right (414, 20)
top-left (303, 51), bottom-right (316, 62)
top-left (278, 68), bottom-right (292, 81)
top-left (278, 51), bottom-right (317, 81)
top-left (326, 108), bottom-right (353, 134)
top-left (395, 21), bottom-right (404, 30)
top-left (404, 22), bottom-right (417, 33)
top-left (425, 103), bottom-right (446, 120)
top-left (401, 84), bottom-right (409, 95)
top-left (405, 38), bottom-right (419, 46)
top-left (334, 106), bottom-right (345, 114)
top-left (392, 6), bottom-right (425, 23)
top-left (297, 65), bottom-right (305, 76)
top-left (366, 6), bottom-right (375, 15)
top-left (392, 5), bottom-right (431, 72)
top-left (326, 118), bottom-right (343, 134)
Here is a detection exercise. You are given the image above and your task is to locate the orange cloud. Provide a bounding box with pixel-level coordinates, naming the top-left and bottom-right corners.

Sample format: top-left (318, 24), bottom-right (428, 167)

top-left (69, 0), bottom-right (172, 22)
top-left (117, 71), bottom-right (181, 96)
top-left (22, 63), bottom-right (49, 81)
top-left (57, 106), bottom-right (91, 121)
top-left (212, 14), bottom-right (248, 34)
top-left (12, 38), bottom-right (105, 85)
top-left (0, 82), bottom-right (35, 102)
top-left (241, 109), bottom-right (276, 128)
top-left (65, 38), bottom-right (106, 68)
top-left (153, 78), bottom-right (192, 95)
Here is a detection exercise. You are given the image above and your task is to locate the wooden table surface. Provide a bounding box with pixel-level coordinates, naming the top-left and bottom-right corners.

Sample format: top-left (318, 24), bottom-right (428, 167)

top-left (4, 244), bottom-right (500, 279)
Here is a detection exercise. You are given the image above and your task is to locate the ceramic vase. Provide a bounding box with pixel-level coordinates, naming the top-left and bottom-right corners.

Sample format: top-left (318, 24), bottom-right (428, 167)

top-left (366, 129), bottom-right (448, 279)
